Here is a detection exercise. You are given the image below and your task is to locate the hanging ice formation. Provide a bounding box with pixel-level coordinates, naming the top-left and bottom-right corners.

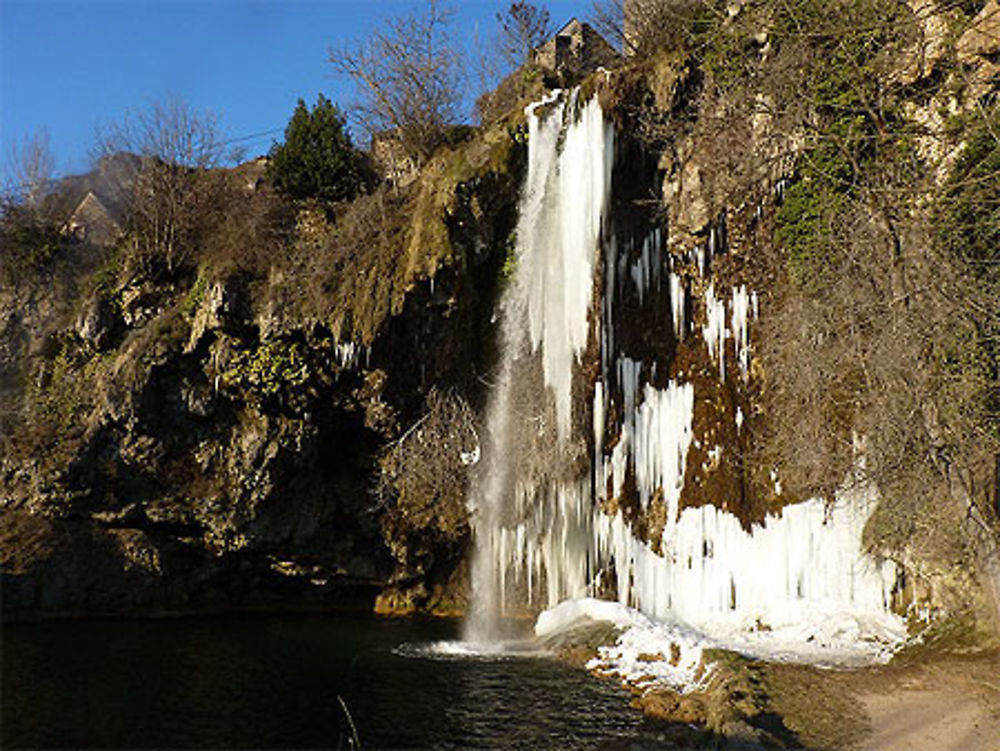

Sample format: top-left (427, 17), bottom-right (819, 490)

top-left (463, 89), bottom-right (901, 652)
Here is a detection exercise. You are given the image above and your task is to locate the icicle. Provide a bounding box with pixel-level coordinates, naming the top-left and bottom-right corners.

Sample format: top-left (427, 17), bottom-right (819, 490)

top-left (516, 92), bottom-right (614, 442)
top-left (702, 284), bottom-right (727, 380)
top-left (669, 273), bottom-right (685, 339)
top-left (731, 285), bottom-right (750, 380)
top-left (593, 481), bottom-right (900, 634)
top-left (633, 382), bottom-right (695, 522)
top-left (335, 342), bottom-right (357, 368)
top-left (775, 178), bottom-right (787, 204)
top-left (593, 381), bottom-right (605, 477)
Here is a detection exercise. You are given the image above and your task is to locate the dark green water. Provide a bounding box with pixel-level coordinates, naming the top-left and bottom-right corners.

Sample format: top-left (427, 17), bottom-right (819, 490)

top-left (2, 613), bottom-right (674, 749)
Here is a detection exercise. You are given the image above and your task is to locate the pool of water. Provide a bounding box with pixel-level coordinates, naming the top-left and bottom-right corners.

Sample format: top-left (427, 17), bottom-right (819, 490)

top-left (2, 613), bottom-right (675, 749)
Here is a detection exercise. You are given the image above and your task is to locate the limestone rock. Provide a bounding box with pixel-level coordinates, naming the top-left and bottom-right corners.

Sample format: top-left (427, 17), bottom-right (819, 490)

top-left (186, 276), bottom-right (244, 353)
top-left (75, 295), bottom-right (118, 351)
top-left (119, 285), bottom-right (159, 328)
top-left (901, 1), bottom-right (956, 82)
top-left (958, 1), bottom-right (1000, 62)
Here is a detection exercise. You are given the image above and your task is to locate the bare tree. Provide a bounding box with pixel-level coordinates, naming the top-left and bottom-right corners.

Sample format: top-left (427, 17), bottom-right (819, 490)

top-left (496, 2), bottom-right (553, 69)
top-left (471, 22), bottom-right (506, 124)
top-left (4, 128), bottom-right (55, 209)
top-left (590, 0), bottom-right (704, 57)
top-left (589, 0), bottom-right (626, 52)
top-left (93, 96), bottom-right (235, 276)
top-left (0, 129), bottom-right (63, 286)
top-left (329, 0), bottom-right (464, 165)
top-left (95, 96), bottom-right (230, 170)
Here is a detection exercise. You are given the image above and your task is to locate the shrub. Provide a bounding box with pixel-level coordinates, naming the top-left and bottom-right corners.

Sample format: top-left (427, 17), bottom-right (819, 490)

top-left (267, 94), bottom-right (369, 203)
top-left (939, 111), bottom-right (1000, 286)
top-left (0, 200), bottom-right (64, 285)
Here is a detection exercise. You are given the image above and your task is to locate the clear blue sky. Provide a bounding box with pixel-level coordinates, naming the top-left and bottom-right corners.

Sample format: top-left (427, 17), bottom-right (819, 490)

top-left (1, 0), bottom-right (591, 181)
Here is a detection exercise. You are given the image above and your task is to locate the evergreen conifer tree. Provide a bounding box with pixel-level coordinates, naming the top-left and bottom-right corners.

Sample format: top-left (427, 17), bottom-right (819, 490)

top-left (268, 95), bottom-right (366, 202)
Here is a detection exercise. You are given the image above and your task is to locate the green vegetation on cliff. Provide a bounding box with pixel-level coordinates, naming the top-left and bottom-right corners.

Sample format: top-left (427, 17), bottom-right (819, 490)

top-left (267, 95), bottom-right (370, 203)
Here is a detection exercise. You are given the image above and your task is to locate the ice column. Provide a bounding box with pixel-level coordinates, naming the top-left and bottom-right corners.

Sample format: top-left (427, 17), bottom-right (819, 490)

top-left (515, 92), bottom-right (615, 442)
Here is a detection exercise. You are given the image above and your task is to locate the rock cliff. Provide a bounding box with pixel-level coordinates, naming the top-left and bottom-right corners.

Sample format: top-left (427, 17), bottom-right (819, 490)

top-left (1, 126), bottom-right (523, 618)
top-left (3, 0), bottom-right (1000, 632)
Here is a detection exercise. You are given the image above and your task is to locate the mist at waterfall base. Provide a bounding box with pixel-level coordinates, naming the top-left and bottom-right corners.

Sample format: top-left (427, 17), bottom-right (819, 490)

top-left (3, 613), bottom-right (674, 749)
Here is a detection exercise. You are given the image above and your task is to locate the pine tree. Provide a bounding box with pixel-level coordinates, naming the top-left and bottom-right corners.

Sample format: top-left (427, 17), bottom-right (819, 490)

top-left (268, 95), bottom-right (366, 202)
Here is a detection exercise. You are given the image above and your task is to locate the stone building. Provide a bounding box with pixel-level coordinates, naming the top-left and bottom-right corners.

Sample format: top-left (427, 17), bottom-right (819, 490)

top-left (62, 191), bottom-right (122, 247)
top-left (531, 18), bottom-right (620, 83)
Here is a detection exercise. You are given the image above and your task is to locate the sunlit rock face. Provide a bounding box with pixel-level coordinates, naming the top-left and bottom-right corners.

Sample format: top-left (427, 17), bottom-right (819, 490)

top-left (465, 87), bottom-right (903, 660)
top-left (0, 126), bottom-right (526, 619)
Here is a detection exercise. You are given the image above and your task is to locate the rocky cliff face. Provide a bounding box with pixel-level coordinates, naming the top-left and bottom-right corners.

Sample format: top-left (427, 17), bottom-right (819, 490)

top-left (1, 127), bottom-right (523, 618)
top-left (4, 0), bottom-right (999, 630)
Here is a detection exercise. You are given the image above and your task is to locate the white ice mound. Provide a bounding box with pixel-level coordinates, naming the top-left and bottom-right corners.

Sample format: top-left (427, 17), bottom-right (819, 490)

top-left (535, 598), bottom-right (711, 692)
top-left (535, 597), bottom-right (653, 637)
top-left (536, 595), bottom-right (908, 694)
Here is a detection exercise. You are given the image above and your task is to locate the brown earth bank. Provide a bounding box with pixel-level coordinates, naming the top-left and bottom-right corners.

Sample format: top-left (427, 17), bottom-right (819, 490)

top-left (853, 649), bottom-right (1000, 751)
top-left (620, 645), bottom-right (1000, 750)
top-left (548, 615), bottom-right (1000, 750)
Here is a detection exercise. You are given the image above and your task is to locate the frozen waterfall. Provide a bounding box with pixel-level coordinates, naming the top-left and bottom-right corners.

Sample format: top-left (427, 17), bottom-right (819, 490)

top-left (464, 90), bottom-right (614, 642)
top-left (463, 88), bottom-right (904, 664)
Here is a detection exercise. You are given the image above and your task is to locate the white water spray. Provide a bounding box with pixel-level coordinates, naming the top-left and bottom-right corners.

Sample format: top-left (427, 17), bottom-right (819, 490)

top-left (463, 91), bottom-right (614, 643)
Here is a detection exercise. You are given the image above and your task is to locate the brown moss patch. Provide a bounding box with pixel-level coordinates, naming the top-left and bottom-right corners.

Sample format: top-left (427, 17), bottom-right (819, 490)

top-left (635, 688), bottom-right (710, 725)
top-left (672, 336), bottom-right (748, 523)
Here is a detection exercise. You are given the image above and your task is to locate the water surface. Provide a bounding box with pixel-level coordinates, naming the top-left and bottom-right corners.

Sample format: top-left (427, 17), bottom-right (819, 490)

top-left (3, 613), bottom-right (674, 749)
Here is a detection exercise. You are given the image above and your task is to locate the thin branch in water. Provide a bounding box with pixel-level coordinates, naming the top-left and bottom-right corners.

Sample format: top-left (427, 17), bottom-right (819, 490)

top-left (337, 695), bottom-right (362, 749)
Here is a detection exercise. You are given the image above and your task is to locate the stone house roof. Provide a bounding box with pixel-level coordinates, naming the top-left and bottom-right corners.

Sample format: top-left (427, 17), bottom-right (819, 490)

top-left (531, 18), bottom-right (620, 82)
top-left (62, 191), bottom-right (122, 247)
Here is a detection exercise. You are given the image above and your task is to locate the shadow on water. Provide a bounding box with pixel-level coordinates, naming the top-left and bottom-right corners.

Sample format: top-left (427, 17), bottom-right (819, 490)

top-left (1, 612), bottom-right (703, 749)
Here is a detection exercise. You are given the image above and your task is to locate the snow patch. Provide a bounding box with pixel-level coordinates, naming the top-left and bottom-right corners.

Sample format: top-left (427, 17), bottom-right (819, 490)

top-left (535, 597), bottom-right (651, 637)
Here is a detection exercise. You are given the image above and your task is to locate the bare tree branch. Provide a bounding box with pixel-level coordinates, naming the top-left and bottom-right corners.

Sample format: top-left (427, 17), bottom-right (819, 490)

top-left (4, 128), bottom-right (55, 209)
top-left (330, 0), bottom-right (464, 165)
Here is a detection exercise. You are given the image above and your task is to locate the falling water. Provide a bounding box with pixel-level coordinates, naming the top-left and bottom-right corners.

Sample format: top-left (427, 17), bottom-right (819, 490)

top-left (463, 90), bottom-right (614, 643)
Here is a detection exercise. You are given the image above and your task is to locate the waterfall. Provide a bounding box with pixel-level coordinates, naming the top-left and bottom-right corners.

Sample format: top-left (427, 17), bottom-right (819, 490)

top-left (464, 90), bottom-right (614, 642)
top-left (464, 88), bottom-right (902, 659)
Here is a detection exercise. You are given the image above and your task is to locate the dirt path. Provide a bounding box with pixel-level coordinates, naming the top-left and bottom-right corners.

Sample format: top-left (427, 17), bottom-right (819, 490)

top-left (855, 651), bottom-right (1000, 751)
